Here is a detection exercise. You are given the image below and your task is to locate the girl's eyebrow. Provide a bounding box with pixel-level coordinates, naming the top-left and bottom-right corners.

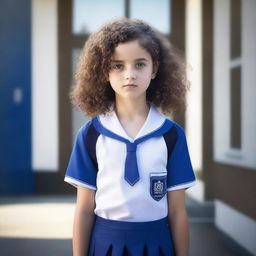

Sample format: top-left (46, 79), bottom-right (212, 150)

top-left (111, 60), bottom-right (123, 63)
top-left (111, 58), bottom-right (149, 62)
top-left (135, 58), bottom-right (149, 62)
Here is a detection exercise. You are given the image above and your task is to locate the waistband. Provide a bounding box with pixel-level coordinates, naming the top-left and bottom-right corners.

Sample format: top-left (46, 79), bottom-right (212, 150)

top-left (94, 215), bottom-right (169, 231)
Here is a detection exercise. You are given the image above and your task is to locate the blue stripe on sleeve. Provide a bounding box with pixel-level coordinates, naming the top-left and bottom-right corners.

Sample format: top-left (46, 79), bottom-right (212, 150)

top-left (64, 121), bottom-right (98, 189)
top-left (166, 124), bottom-right (196, 190)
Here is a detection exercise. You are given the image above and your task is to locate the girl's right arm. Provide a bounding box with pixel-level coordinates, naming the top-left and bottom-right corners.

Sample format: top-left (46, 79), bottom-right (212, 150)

top-left (73, 186), bottom-right (96, 256)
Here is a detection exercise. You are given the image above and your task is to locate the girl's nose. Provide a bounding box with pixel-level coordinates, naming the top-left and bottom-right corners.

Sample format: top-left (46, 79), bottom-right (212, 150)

top-left (125, 67), bottom-right (136, 80)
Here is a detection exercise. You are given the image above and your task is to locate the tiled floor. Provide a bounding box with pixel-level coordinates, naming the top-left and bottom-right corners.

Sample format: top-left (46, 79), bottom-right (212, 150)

top-left (0, 195), bottom-right (253, 256)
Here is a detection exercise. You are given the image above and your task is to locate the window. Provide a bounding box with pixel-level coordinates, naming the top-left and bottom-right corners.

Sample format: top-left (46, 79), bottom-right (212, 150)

top-left (214, 0), bottom-right (256, 169)
top-left (130, 0), bottom-right (171, 34)
top-left (73, 0), bottom-right (124, 34)
top-left (72, 0), bottom-right (171, 34)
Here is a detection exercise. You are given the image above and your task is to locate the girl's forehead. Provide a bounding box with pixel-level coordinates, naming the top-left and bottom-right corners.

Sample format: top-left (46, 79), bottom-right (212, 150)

top-left (112, 40), bottom-right (151, 61)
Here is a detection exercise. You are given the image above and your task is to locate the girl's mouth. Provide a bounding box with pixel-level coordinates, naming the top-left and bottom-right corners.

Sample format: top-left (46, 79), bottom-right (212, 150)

top-left (123, 84), bottom-right (137, 87)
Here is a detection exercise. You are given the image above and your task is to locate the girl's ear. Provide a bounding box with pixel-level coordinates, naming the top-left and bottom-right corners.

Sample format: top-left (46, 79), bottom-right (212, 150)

top-left (151, 62), bottom-right (159, 80)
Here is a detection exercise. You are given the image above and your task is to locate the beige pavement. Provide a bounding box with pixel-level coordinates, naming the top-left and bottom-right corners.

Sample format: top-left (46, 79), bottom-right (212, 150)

top-left (0, 195), bottom-right (75, 239)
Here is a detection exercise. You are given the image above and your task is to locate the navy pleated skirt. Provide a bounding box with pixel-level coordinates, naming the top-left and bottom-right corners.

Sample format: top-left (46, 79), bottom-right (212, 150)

top-left (88, 216), bottom-right (175, 256)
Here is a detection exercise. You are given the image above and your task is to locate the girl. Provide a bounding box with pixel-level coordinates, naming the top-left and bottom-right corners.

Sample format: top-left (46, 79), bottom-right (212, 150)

top-left (64, 18), bottom-right (196, 256)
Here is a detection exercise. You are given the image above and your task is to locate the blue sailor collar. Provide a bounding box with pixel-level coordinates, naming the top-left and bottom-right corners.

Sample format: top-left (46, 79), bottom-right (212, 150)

top-left (95, 104), bottom-right (171, 142)
top-left (91, 105), bottom-right (174, 186)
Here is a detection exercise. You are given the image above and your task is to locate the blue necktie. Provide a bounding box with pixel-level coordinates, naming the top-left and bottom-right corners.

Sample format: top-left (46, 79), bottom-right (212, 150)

top-left (125, 142), bottom-right (139, 185)
top-left (92, 117), bottom-right (173, 187)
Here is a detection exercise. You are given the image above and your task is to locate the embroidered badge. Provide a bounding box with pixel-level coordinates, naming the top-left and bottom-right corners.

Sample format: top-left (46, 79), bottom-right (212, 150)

top-left (150, 172), bottom-right (167, 201)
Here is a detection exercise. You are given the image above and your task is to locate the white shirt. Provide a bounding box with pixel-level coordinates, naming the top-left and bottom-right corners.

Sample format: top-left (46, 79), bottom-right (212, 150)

top-left (64, 104), bottom-right (196, 221)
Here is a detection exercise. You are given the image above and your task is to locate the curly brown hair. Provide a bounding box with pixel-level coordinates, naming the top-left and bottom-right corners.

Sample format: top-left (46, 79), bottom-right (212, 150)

top-left (70, 17), bottom-right (189, 117)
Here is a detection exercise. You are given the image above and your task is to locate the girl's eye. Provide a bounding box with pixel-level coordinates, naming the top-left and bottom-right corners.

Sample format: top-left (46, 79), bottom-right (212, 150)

top-left (135, 62), bottom-right (146, 69)
top-left (112, 64), bottom-right (123, 70)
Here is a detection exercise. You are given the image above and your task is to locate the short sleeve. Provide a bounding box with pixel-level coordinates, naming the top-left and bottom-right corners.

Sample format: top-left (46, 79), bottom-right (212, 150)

top-left (64, 122), bottom-right (97, 190)
top-left (167, 124), bottom-right (196, 191)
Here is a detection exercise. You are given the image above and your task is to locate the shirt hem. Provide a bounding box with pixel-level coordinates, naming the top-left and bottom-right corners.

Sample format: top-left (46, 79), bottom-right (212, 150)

top-left (167, 180), bottom-right (196, 191)
top-left (64, 176), bottom-right (97, 190)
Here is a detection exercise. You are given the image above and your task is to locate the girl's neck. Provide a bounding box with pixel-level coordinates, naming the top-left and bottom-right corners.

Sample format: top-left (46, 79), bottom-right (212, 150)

top-left (114, 98), bottom-right (150, 120)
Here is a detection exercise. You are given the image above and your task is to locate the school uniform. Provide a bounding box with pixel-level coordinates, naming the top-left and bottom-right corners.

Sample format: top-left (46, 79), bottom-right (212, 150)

top-left (64, 104), bottom-right (196, 256)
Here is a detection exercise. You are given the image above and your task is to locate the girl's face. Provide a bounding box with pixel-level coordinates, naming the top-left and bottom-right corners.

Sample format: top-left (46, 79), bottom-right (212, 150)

top-left (108, 40), bottom-right (157, 103)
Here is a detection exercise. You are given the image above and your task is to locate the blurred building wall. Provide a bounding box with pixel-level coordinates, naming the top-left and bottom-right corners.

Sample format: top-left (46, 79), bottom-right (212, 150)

top-left (200, 0), bottom-right (256, 254)
top-left (32, 0), bottom-right (59, 173)
top-left (0, 0), bottom-right (33, 194)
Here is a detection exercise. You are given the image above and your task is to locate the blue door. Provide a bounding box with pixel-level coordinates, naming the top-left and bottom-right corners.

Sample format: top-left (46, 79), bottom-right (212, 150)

top-left (0, 0), bottom-right (33, 194)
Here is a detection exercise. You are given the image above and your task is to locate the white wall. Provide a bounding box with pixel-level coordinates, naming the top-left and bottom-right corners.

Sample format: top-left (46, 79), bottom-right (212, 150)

top-left (215, 200), bottom-right (256, 255)
top-left (185, 0), bottom-right (202, 173)
top-left (32, 0), bottom-right (58, 171)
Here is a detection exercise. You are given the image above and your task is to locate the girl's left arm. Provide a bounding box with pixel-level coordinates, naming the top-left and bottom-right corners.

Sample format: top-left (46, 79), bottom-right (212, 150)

top-left (167, 189), bottom-right (189, 256)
